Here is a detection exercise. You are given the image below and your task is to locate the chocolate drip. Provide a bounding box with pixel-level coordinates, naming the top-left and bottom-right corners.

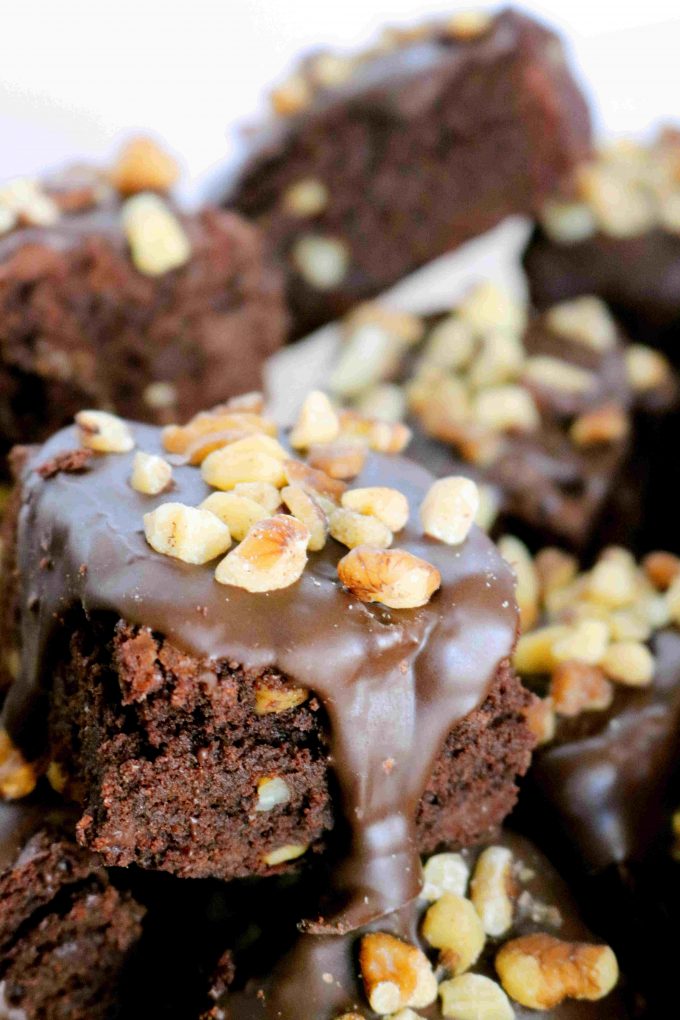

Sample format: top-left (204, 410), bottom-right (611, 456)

top-left (5, 422), bottom-right (516, 934)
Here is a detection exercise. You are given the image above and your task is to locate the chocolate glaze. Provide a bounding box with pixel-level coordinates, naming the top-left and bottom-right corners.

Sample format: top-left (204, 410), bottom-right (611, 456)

top-left (5, 422), bottom-right (517, 934)
top-left (525, 629), bottom-right (680, 872)
top-left (214, 831), bottom-right (629, 1020)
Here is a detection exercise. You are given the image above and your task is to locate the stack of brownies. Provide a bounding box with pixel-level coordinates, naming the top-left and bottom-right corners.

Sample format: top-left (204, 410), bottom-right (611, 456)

top-left (0, 8), bottom-right (678, 1020)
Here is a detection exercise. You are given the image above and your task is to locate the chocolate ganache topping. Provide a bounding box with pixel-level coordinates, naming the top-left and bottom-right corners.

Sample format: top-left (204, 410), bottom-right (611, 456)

top-left (4, 419), bottom-right (517, 938)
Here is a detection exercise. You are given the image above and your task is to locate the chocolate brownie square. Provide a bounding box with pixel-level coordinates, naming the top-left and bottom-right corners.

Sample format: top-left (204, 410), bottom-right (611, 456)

top-left (221, 9), bottom-right (590, 338)
top-left (0, 140), bottom-right (287, 460)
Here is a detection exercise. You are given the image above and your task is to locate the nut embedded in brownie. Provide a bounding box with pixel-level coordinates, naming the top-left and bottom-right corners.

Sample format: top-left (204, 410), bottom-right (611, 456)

top-left (329, 285), bottom-right (676, 552)
top-left (221, 8), bottom-right (591, 338)
top-left (0, 138), bottom-right (287, 459)
top-left (204, 831), bottom-right (626, 1020)
top-left (523, 129), bottom-right (680, 354)
top-left (0, 799), bottom-right (144, 1020)
top-left (1, 393), bottom-right (533, 923)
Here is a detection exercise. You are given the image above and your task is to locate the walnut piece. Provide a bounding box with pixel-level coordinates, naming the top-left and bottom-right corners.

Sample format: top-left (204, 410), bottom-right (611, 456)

top-left (76, 410), bottom-right (135, 453)
top-left (290, 390), bottom-right (339, 449)
top-left (439, 973), bottom-right (514, 1020)
top-left (201, 435), bottom-right (288, 490)
top-left (200, 492), bottom-right (271, 541)
top-left (122, 192), bottom-right (190, 276)
top-left (130, 450), bottom-right (173, 495)
top-left (342, 486), bottom-right (409, 532)
top-left (496, 933), bottom-right (619, 1009)
top-left (281, 485), bottom-right (329, 551)
top-left (470, 846), bottom-right (515, 937)
top-left (550, 661), bottom-right (613, 716)
top-left (144, 503), bottom-right (232, 564)
top-left (0, 729), bottom-right (37, 800)
top-left (422, 892), bottom-right (485, 975)
top-left (421, 852), bottom-right (470, 902)
top-left (338, 547), bottom-right (440, 609)
top-left (110, 136), bottom-right (179, 195)
top-left (359, 932), bottom-right (437, 1014)
top-left (215, 515), bottom-right (309, 592)
top-left (329, 507), bottom-right (393, 550)
top-left (420, 477), bottom-right (479, 546)
top-left (307, 441), bottom-right (367, 480)
top-left (254, 681), bottom-right (308, 716)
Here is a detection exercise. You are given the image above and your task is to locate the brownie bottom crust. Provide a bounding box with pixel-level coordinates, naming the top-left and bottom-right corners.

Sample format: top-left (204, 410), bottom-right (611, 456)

top-left (46, 614), bottom-right (534, 881)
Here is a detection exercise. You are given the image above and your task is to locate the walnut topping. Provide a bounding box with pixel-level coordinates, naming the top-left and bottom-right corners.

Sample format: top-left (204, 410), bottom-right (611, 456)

top-left (0, 730), bottom-right (38, 800)
top-left (524, 696), bottom-right (556, 745)
top-left (470, 846), bottom-right (515, 937)
top-left (122, 192), bottom-right (190, 276)
top-left (283, 178), bottom-right (329, 217)
top-left (255, 776), bottom-right (291, 812)
top-left (263, 843), bottom-right (308, 866)
top-left (307, 441), bottom-right (367, 480)
top-left (144, 503), bottom-right (232, 564)
top-left (76, 410), bottom-right (135, 453)
top-left (201, 435), bottom-right (288, 490)
top-left (523, 356), bottom-right (596, 394)
top-left (498, 536), bottom-right (539, 631)
top-left (338, 547), bottom-right (441, 609)
top-left (496, 933), bottom-right (619, 1009)
top-left (439, 974), bottom-right (514, 1020)
top-left (444, 10), bottom-right (493, 40)
top-left (359, 932), bottom-right (437, 1014)
top-left (458, 282), bottom-right (526, 337)
top-left (421, 852), bottom-right (470, 902)
top-left (600, 640), bottom-right (654, 686)
top-left (570, 404), bottom-right (629, 447)
top-left (473, 385), bottom-right (540, 433)
top-left (162, 407), bottom-right (276, 464)
top-left (292, 235), bottom-right (349, 290)
top-left (338, 410), bottom-right (412, 454)
top-left (271, 74), bottom-right (312, 116)
top-left (625, 344), bottom-right (671, 391)
top-left (143, 381), bottom-right (178, 410)
top-left (342, 486), bottom-right (409, 532)
top-left (254, 681), bottom-right (308, 715)
top-left (130, 451), bottom-right (173, 495)
top-left (550, 661), bottom-right (613, 716)
top-left (284, 458), bottom-right (347, 502)
top-left (281, 485), bottom-right (329, 551)
top-left (643, 551), bottom-right (680, 590)
top-left (545, 296), bottom-right (617, 351)
top-left (0, 177), bottom-right (60, 228)
top-left (422, 893), bottom-right (485, 975)
top-left (329, 507), bottom-right (393, 550)
top-left (540, 198), bottom-right (596, 244)
top-left (200, 492), bottom-right (271, 541)
top-left (290, 390), bottom-right (340, 449)
top-left (110, 136), bottom-right (179, 195)
top-left (420, 477), bottom-right (479, 546)
top-left (215, 515), bottom-right (309, 592)
top-left (233, 482), bottom-right (281, 514)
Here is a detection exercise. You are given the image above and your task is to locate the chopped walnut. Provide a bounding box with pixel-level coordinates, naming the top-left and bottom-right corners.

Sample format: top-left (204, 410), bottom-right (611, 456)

top-left (545, 296), bottom-right (617, 351)
top-left (255, 776), bottom-right (291, 812)
top-left (110, 136), bottom-right (179, 195)
top-left (338, 547), bottom-right (440, 609)
top-left (75, 410), bottom-right (135, 453)
top-left (342, 486), bottom-right (409, 532)
top-left (600, 640), bottom-right (655, 686)
top-left (570, 404), bottom-right (629, 447)
top-left (473, 385), bottom-right (540, 433)
top-left (0, 177), bottom-right (59, 227)
top-left (284, 458), bottom-right (347, 501)
top-left (458, 282), bottom-right (526, 337)
top-left (215, 515), bottom-right (309, 592)
top-left (421, 852), bottom-right (470, 902)
top-left (144, 503), bottom-right (232, 564)
top-left (271, 74), bottom-right (312, 116)
top-left (498, 536), bottom-right (539, 632)
top-left (524, 696), bottom-right (556, 745)
top-left (439, 973), bottom-right (514, 1020)
top-left (0, 730), bottom-right (38, 800)
top-left (338, 409), bottom-right (411, 454)
top-left (201, 435), bottom-right (288, 490)
top-left (359, 932), bottom-right (437, 1014)
top-left (625, 344), bottom-right (671, 391)
top-left (130, 451), bottom-right (173, 495)
top-left (283, 178), bottom-right (329, 217)
top-left (329, 507), bottom-right (393, 550)
top-left (254, 681), bottom-right (308, 715)
top-left (496, 933), bottom-right (619, 1009)
top-left (523, 356), bottom-right (596, 394)
top-left (470, 846), bottom-right (515, 937)
top-left (445, 10), bottom-right (493, 40)
top-left (643, 551), bottom-right (680, 590)
top-left (263, 843), bottom-right (308, 866)
top-left (550, 661), bottom-right (613, 716)
top-left (307, 440), bottom-right (367, 480)
top-left (292, 235), bottom-right (349, 290)
top-left (422, 893), bottom-right (485, 975)
top-left (420, 477), bottom-right (479, 547)
top-left (233, 481), bottom-right (281, 514)
top-left (200, 492), bottom-right (271, 541)
top-left (290, 390), bottom-right (339, 449)
top-left (122, 192), bottom-right (190, 276)
top-left (281, 485), bottom-right (329, 551)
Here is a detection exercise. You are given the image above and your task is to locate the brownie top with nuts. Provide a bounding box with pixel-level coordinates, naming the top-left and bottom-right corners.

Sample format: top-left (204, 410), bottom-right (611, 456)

top-left (209, 831), bottom-right (627, 1019)
top-left (4, 398), bottom-right (518, 934)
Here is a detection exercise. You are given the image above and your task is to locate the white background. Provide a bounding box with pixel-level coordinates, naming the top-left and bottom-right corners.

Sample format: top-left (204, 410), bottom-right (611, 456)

top-left (2, 2), bottom-right (680, 198)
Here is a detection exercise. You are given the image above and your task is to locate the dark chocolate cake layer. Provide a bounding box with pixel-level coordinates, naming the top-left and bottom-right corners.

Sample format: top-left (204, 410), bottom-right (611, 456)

top-left (0, 159), bottom-right (286, 457)
top-left (2, 407), bottom-right (532, 917)
top-left (221, 8), bottom-right (590, 338)
top-left (0, 800), bottom-right (144, 1020)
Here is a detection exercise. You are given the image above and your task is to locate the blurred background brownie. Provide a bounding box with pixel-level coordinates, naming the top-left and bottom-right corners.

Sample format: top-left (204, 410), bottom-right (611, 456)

top-left (328, 285), bottom-right (676, 552)
top-left (524, 129), bottom-right (680, 355)
top-left (0, 798), bottom-right (144, 1020)
top-left (220, 8), bottom-right (591, 338)
top-left (0, 398), bottom-right (532, 896)
top-left (205, 831), bottom-right (626, 1019)
top-left (0, 139), bottom-right (287, 461)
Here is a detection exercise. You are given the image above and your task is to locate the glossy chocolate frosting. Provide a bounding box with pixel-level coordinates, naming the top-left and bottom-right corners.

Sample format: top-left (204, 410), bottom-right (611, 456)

top-left (5, 421), bottom-right (517, 933)
top-left (528, 629), bottom-right (680, 871)
top-left (213, 831), bottom-right (629, 1020)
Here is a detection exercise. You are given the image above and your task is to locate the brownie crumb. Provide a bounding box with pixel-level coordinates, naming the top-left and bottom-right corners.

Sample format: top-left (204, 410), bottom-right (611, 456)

top-left (38, 448), bottom-right (94, 479)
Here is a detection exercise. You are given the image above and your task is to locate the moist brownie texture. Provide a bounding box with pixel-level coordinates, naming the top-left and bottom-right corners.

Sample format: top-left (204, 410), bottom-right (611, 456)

top-left (328, 286), bottom-right (676, 552)
top-left (0, 147), bottom-right (287, 459)
top-left (523, 129), bottom-right (680, 354)
top-left (205, 831), bottom-right (627, 1019)
top-left (1, 399), bottom-right (533, 915)
top-left (0, 799), bottom-right (144, 1020)
top-left (221, 8), bottom-right (590, 338)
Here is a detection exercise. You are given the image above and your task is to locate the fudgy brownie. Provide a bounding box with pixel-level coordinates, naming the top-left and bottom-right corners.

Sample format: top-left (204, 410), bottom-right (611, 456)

top-left (0, 798), bottom-right (144, 1020)
top-left (0, 395), bottom-right (533, 915)
top-left (0, 140), bottom-right (287, 460)
top-left (523, 130), bottom-right (680, 354)
top-left (328, 286), bottom-right (676, 551)
top-left (220, 8), bottom-right (590, 338)
top-left (205, 831), bottom-right (626, 1019)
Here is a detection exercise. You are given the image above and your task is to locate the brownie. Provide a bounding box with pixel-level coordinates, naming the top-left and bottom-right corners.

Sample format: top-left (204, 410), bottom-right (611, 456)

top-left (0, 142), bottom-right (287, 460)
top-left (328, 287), bottom-right (676, 552)
top-left (0, 398), bottom-right (533, 925)
top-left (0, 799), bottom-right (144, 1020)
top-left (205, 831), bottom-right (628, 1019)
top-left (220, 8), bottom-right (590, 338)
top-left (523, 129), bottom-right (680, 354)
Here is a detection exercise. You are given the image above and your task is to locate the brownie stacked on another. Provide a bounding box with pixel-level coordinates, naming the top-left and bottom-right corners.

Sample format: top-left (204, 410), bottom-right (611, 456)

top-left (205, 831), bottom-right (626, 1019)
top-left (523, 129), bottom-right (680, 354)
top-left (0, 393), bottom-right (533, 915)
top-left (221, 8), bottom-right (591, 338)
top-left (0, 799), bottom-right (144, 1020)
top-left (329, 285), bottom-right (676, 552)
top-left (0, 139), bottom-right (287, 459)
